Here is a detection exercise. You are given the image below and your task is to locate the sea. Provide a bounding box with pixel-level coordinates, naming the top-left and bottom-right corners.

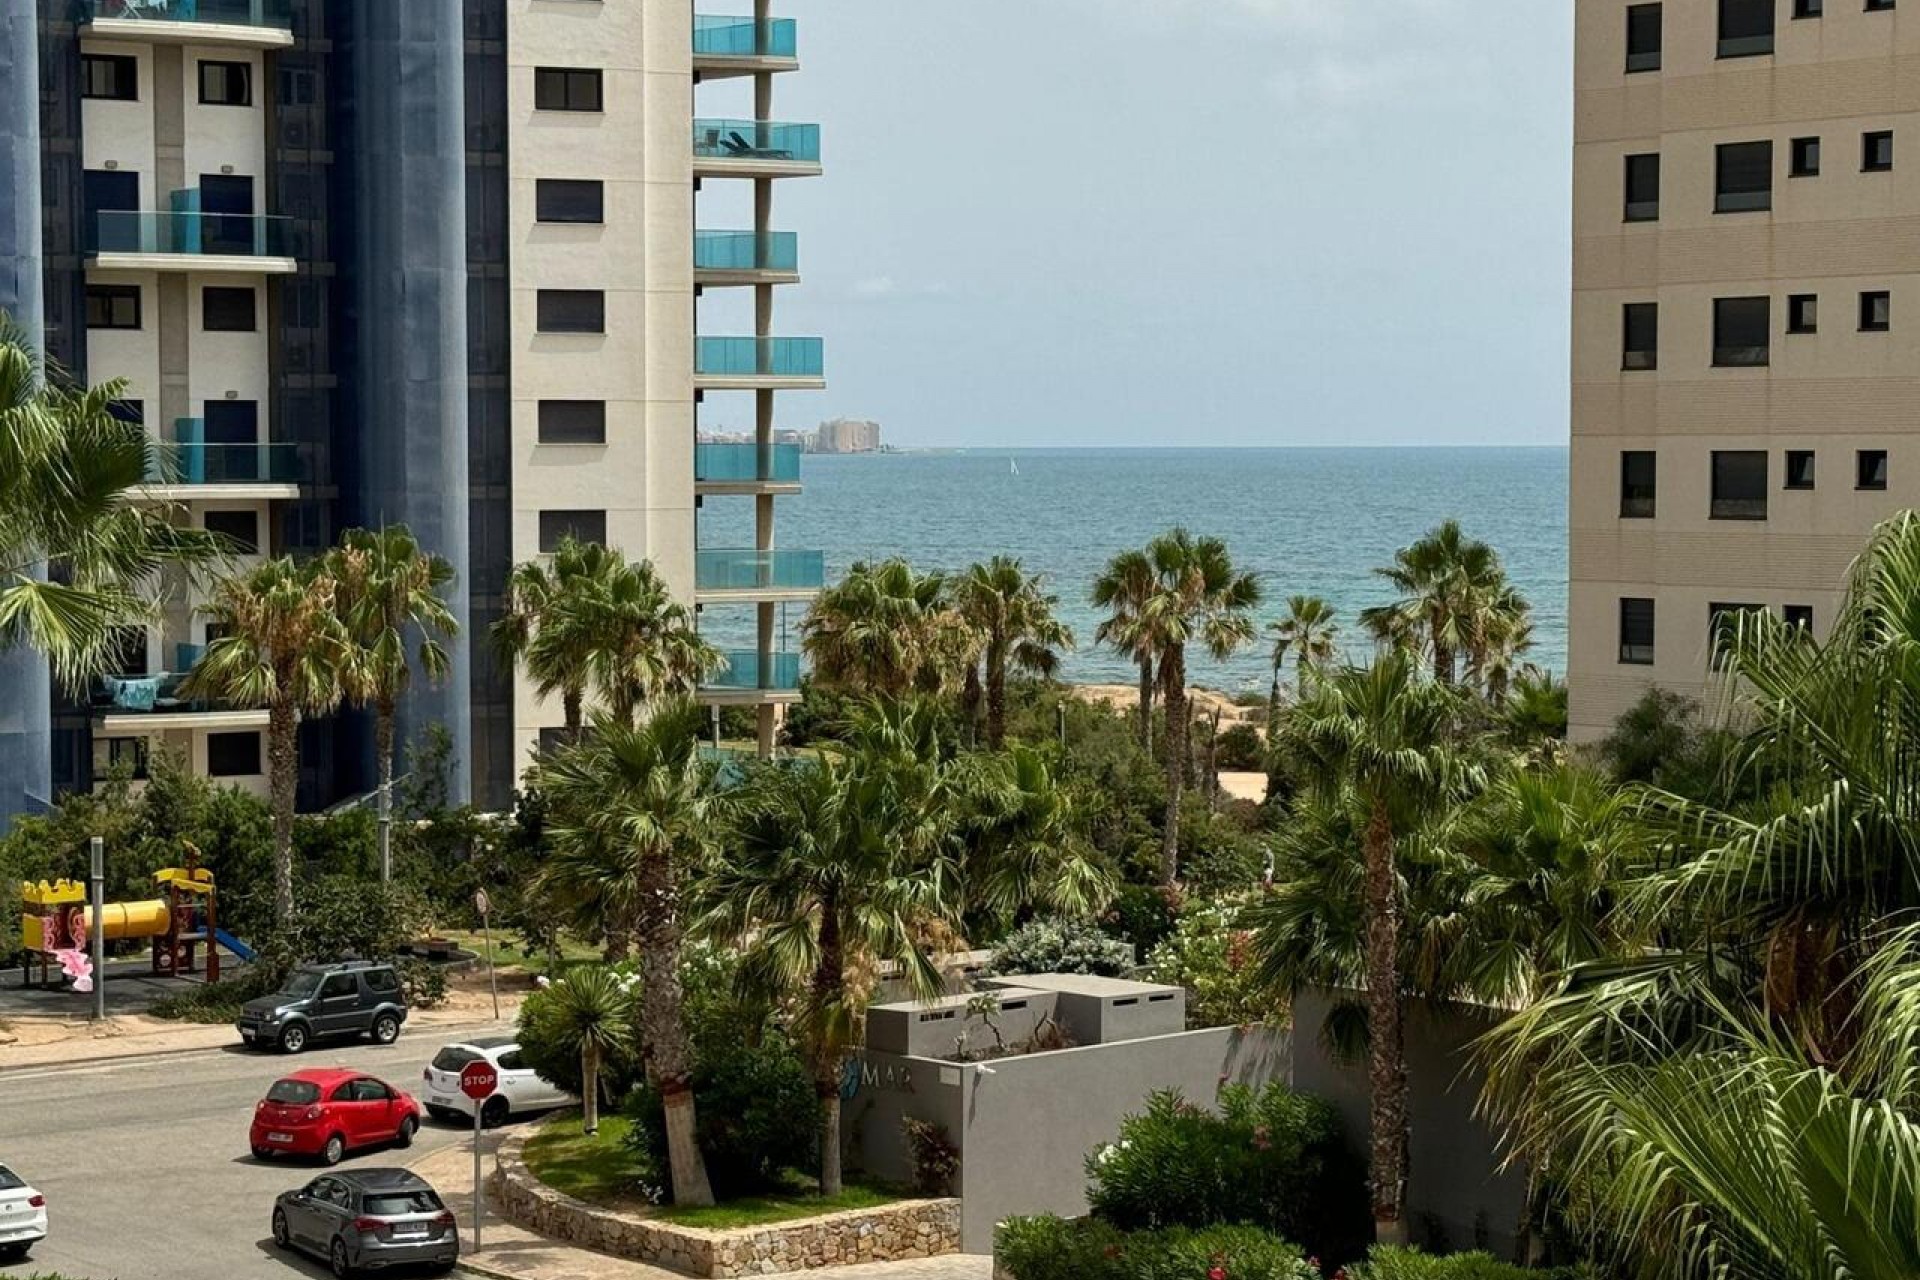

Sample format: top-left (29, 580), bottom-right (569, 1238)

top-left (696, 447), bottom-right (1569, 697)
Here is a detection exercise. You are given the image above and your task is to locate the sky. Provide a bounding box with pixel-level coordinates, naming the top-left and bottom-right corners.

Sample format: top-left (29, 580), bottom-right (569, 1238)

top-left (694, 0), bottom-right (1575, 450)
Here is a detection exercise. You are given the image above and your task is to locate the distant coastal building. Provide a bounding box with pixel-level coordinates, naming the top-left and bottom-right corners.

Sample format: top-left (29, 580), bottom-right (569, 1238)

top-left (1566, 0), bottom-right (1913, 742)
top-left (811, 417), bottom-right (882, 454)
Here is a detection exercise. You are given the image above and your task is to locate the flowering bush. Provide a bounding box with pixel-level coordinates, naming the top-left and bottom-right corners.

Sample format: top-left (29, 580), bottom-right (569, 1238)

top-left (988, 915), bottom-right (1136, 977)
top-left (1146, 896), bottom-right (1284, 1029)
top-left (995, 1217), bottom-right (1318, 1280)
top-left (1343, 1247), bottom-right (1592, 1280)
top-left (902, 1117), bottom-right (961, 1196)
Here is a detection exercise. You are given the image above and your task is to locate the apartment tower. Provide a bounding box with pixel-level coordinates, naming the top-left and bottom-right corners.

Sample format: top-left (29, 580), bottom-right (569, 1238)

top-left (1569, 0), bottom-right (1914, 741)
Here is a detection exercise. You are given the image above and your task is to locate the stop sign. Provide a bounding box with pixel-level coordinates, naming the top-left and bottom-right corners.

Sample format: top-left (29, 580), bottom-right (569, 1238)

top-left (460, 1059), bottom-right (498, 1101)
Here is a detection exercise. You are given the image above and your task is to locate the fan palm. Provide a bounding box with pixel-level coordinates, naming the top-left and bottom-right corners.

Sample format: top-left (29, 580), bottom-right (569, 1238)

top-left (531, 965), bottom-right (636, 1136)
top-left (492, 537), bottom-right (617, 743)
top-left (960, 744), bottom-right (1114, 924)
top-left (1360, 520), bottom-right (1518, 689)
top-left (801, 558), bottom-right (972, 698)
top-left (181, 558), bottom-right (354, 925)
top-left (1091, 548), bottom-right (1160, 754)
top-left (326, 525), bottom-right (459, 880)
top-left (570, 556), bottom-right (717, 725)
top-left (953, 556), bottom-right (1075, 749)
top-left (536, 699), bottom-right (718, 1207)
top-left (1266, 595), bottom-right (1339, 730)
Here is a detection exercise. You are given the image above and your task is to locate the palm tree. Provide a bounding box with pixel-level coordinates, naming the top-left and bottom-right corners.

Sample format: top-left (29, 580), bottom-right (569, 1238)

top-left (326, 525), bottom-right (459, 880)
top-left (1138, 530), bottom-right (1262, 884)
top-left (0, 322), bottom-right (217, 690)
top-left (570, 555), bottom-right (717, 725)
top-left (801, 558), bottom-right (970, 698)
top-left (492, 538), bottom-right (617, 742)
top-left (537, 700), bottom-right (718, 1207)
top-left (1266, 595), bottom-right (1339, 728)
top-left (532, 965), bottom-right (636, 1136)
top-left (1360, 520), bottom-right (1516, 688)
top-left (1091, 548), bottom-right (1159, 755)
top-left (182, 558), bottom-right (354, 925)
top-left (953, 556), bottom-right (1075, 750)
top-left (961, 744), bottom-right (1114, 924)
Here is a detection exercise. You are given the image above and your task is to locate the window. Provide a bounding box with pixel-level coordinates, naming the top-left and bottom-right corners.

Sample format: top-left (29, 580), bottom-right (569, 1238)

top-left (538, 400), bottom-right (608, 445)
top-left (1785, 450), bottom-right (1816, 490)
top-left (1713, 296), bottom-right (1771, 366)
top-left (204, 509), bottom-right (260, 554)
top-left (534, 67), bottom-right (603, 112)
top-left (1626, 4), bottom-right (1663, 71)
top-left (1624, 153), bottom-right (1661, 221)
top-left (1622, 302), bottom-right (1658, 370)
top-left (1718, 0), bottom-right (1775, 55)
top-left (1711, 450), bottom-right (1769, 519)
top-left (1865, 131), bottom-right (1894, 172)
top-left (204, 401), bottom-right (259, 445)
top-left (319, 973), bottom-right (358, 1000)
top-left (1791, 137), bottom-right (1821, 175)
top-left (348, 1079), bottom-right (393, 1102)
top-left (104, 626), bottom-right (148, 677)
top-left (108, 399), bottom-right (144, 426)
top-left (1858, 449), bottom-right (1889, 491)
top-left (538, 727), bottom-right (572, 755)
top-left (1788, 294), bottom-right (1818, 333)
top-left (535, 179), bottom-right (605, 224)
top-left (1867, 0), bottom-right (1895, 10)
top-left (1709, 603), bottom-right (1765, 670)
top-left (106, 737), bottom-right (150, 781)
top-left (498, 1049), bottom-right (527, 1071)
top-left (1784, 605), bottom-right (1814, 632)
top-left (85, 284), bottom-right (141, 330)
top-left (364, 967), bottom-right (400, 994)
top-left (198, 60), bottom-right (251, 107)
top-left (536, 289), bottom-right (605, 334)
top-left (81, 54), bottom-right (137, 101)
top-left (1715, 141), bottom-right (1774, 212)
top-left (1619, 598), bottom-right (1656, 665)
top-left (540, 510), bottom-right (606, 553)
top-left (202, 286), bottom-right (256, 332)
top-left (1860, 290), bottom-right (1891, 331)
top-left (1794, 0), bottom-right (1823, 14)
top-left (1620, 450), bottom-right (1657, 518)
top-left (207, 731), bottom-right (262, 777)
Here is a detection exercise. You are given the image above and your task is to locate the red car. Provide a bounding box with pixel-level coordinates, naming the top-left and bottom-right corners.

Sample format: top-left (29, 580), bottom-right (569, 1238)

top-left (250, 1068), bottom-right (423, 1166)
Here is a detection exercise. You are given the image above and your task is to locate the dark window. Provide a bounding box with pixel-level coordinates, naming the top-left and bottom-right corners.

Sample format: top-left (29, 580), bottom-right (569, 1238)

top-left (1865, 131), bottom-right (1894, 172)
top-left (1795, 0), bottom-right (1823, 12)
top-left (207, 731), bottom-right (262, 777)
top-left (106, 737), bottom-right (150, 781)
top-left (538, 727), bottom-right (571, 755)
top-left (498, 1050), bottom-right (526, 1071)
top-left (1785, 450), bottom-right (1816, 489)
top-left (1623, 302), bottom-right (1659, 369)
top-left (1620, 450), bottom-right (1657, 517)
top-left (1719, 0), bottom-right (1775, 55)
top-left (204, 509), bottom-right (260, 554)
top-left (536, 290), bottom-right (605, 334)
top-left (203, 401), bottom-right (259, 445)
top-left (1867, 0), bottom-right (1894, 10)
top-left (538, 400), bottom-right (608, 444)
top-left (1784, 604), bottom-right (1814, 632)
top-left (197, 174), bottom-right (256, 255)
top-left (1626, 4), bottom-right (1663, 71)
top-left (364, 1191), bottom-right (445, 1217)
top-left (105, 626), bottom-right (148, 676)
top-left (1858, 449), bottom-right (1889, 490)
top-left (534, 67), bottom-right (602, 112)
top-left (539, 510), bottom-right (606, 553)
top-left (198, 60), bottom-right (252, 107)
top-left (431, 1047), bottom-right (482, 1072)
top-left (1788, 294), bottom-right (1818, 333)
top-left (266, 1079), bottom-right (321, 1105)
top-left (364, 967), bottom-right (400, 994)
top-left (202, 286), bottom-right (256, 332)
top-left (535, 179), bottom-right (605, 224)
top-left (108, 399), bottom-right (144, 426)
top-left (320, 974), bottom-right (358, 1001)
top-left (1790, 137), bottom-right (1821, 175)
top-left (1711, 450), bottom-right (1769, 519)
top-left (1709, 602), bottom-right (1765, 670)
top-left (1716, 141), bottom-right (1774, 212)
top-left (1624, 153), bottom-right (1661, 221)
top-left (1619, 598), bottom-right (1656, 665)
top-left (1713, 296), bottom-right (1771, 366)
top-left (348, 1079), bottom-right (393, 1102)
top-left (85, 284), bottom-right (142, 330)
top-left (1860, 290), bottom-right (1891, 331)
top-left (81, 54), bottom-right (137, 101)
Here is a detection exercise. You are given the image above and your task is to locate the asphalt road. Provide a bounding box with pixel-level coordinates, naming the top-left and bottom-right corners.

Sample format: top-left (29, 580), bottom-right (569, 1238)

top-left (0, 1022), bottom-right (517, 1280)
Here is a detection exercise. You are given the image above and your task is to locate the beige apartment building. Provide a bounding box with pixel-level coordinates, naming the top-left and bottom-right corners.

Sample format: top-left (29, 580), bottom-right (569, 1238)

top-left (1568, 0), bottom-right (1918, 741)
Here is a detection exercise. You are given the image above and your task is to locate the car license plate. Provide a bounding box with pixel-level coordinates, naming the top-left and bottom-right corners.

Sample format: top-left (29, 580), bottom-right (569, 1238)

top-left (430, 1094), bottom-right (452, 1105)
top-left (394, 1223), bottom-right (427, 1237)
top-left (268, 1131), bottom-right (293, 1143)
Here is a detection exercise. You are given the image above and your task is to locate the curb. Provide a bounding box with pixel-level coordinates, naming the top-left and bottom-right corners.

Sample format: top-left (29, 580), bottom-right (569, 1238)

top-left (0, 1013), bottom-right (518, 1075)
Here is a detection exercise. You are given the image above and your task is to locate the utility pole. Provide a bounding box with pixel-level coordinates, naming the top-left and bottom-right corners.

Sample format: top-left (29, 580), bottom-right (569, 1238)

top-left (89, 836), bottom-right (105, 1023)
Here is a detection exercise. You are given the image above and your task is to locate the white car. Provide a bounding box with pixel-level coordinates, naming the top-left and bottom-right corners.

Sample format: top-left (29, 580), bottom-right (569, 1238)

top-left (0, 1162), bottom-right (46, 1263)
top-left (421, 1037), bottom-right (573, 1127)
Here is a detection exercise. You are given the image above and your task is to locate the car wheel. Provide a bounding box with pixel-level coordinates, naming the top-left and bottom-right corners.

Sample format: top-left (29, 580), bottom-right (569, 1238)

top-left (329, 1236), bottom-right (353, 1279)
top-left (369, 1013), bottom-right (400, 1045)
top-left (395, 1115), bottom-right (418, 1148)
top-left (481, 1095), bottom-right (510, 1129)
top-left (321, 1133), bottom-right (346, 1166)
top-left (278, 1022), bottom-right (309, 1054)
top-left (271, 1208), bottom-right (291, 1250)
top-left (0, 1242), bottom-right (29, 1262)
top-left (251, 1144), bottom-right (274, 1161)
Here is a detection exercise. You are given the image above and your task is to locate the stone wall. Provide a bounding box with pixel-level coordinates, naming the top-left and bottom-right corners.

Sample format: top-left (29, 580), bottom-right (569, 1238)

top-left (493, 1124), bottom-right (962, 1278)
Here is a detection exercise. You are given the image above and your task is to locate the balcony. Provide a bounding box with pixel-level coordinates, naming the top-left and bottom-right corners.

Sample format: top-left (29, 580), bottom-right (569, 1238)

top-left (138, 429), bottom-right (305, 500)
top-left (700, 650), bottom-right (803, 704)
top-left (694, 118), bottom-right (822, 179)
top-left (695, 549), bottom-right (825, 601)
top-left (91, 669), bottom-right (268, 734)
top-left (88, 199), bottom-right (296, 274)
top-left (695, 230), bottom-right (800, 286)
top-left (695, 442), bottom-right (802, 494)
top-left (693, 15), bottom-right (798, 77)
top-left (80, 0), bottom-right (295, 48)
top-left (694, 336), bottom-right (824, 390)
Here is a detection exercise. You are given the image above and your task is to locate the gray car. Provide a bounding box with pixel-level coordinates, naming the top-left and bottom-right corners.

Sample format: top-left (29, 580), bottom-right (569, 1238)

top-left (238, 960), bottom-right (409, 1053)
top-left (271, 1168), bottom-right (458, 1277)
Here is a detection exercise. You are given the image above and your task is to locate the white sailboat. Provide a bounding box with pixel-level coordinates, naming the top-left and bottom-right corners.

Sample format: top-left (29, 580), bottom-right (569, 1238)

top-left (1009, 457), bottom-right (1020, 476)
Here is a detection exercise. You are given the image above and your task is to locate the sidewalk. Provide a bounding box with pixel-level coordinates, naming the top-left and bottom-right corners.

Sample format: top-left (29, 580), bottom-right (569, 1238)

top-left (406, 1141), bottom-right (991, 1280)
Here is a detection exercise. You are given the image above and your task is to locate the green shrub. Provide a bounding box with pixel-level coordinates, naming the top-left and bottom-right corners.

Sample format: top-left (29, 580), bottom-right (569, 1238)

top-left (517, 973), bottom-right (644, 1101)
top-left (624, 1035), bottom-right (819, 1199)
top-left (989, 916), bottom-right (1135, 977)
top-left (1100, 883), bottom-right (1180, 957)
top-left (1176, 800), bottom-right (1271, 897)
top-left (902, 1117), bottom-right (960, 1196)
top-left (149, 963), bottom-right (281, 1023)
top-left (1347, 1246), bottom-right (1590, 1280)
top-left (1085, 1084), bottom-right (1369, 1265)
top-left (1146, 896), bottom-right (1284, 1029)
top-left (995, 1217), bottom-right (1317, 1280)
top-left (1215, 722), bottom-right (1268, 771)
top-left (397, 957), bottom-right (449, 1008)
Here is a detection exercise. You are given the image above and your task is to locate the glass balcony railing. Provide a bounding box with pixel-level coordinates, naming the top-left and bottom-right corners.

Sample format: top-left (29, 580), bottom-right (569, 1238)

top-left (695, 336), bottom-right (823, 379)
top-left (694, 119), bottom-right (820, 164)
top-left (695, 549), bottom-right (826, 593)
top-left (147, 433), bottom-right (305, 486)
top-left (91, 210), bottom-right (294, 258)
top-left (704, 650), bottom-right (802, 692)
top-left (695, 442), bottom-right (802, 484)
top-left (693, 15), bottom-right (797, 58)
top-left (84, 0), bottom-right (293, 29)
top-left (695, 230), bottom-right (799, 274)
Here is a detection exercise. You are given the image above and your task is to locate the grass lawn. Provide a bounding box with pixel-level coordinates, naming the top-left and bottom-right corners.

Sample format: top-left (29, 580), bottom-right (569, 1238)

top-left (523, 1111), bottom-right (901, 1229)
top-left (440, 929), bottom-right (603, 978)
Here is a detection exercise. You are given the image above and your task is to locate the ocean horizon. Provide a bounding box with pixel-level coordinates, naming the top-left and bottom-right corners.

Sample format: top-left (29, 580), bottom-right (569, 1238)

top-left (697, 445), bottom-right (1569, 696)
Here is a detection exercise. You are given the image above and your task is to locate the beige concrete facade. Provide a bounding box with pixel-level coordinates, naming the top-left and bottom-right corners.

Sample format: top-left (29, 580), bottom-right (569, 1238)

top-left (1568, 0), bottom-right (1920, 740)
